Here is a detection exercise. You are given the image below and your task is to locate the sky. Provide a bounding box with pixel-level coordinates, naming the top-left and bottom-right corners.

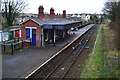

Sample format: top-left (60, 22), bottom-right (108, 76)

top-left (26, 0), bottom-right (106, 14)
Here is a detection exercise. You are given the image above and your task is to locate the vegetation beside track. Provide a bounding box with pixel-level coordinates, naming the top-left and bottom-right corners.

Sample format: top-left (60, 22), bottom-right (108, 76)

top-left (80, 24), bottom-right (120, 78)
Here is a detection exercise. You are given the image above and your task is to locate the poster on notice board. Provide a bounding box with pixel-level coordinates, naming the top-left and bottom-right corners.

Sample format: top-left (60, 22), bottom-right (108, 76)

top-left (2, 32), bottom-right (9, 41)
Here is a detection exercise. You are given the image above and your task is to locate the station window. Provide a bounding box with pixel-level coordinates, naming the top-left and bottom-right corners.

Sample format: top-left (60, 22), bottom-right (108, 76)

top-left (32, 29), bottom-right (36, 34)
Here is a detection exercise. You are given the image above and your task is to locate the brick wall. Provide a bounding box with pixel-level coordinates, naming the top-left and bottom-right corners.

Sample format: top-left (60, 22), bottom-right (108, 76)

top-left (36, 27), bottom-right (42, 47)
top-left (21, 27), bottom-right (26, 40)
top-left (62, 10), bottom-right (66, 18)
top-left (22, 20), bottom-right (42, 47)
top-left (22, 20), bottom-right (39, 27)
top-left (38, 14), bottom-right (44, 18)
top-left (50, 8), bottom-right (55, 18)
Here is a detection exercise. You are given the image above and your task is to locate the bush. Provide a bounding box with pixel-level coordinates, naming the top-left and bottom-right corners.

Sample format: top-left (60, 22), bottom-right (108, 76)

top-left (109, 20), bottom-right (120, 51)
top-left (2, 23), bottom-right (9, 28)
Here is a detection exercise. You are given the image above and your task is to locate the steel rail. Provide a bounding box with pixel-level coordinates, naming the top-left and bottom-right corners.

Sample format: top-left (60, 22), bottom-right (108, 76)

top-left (44, 27), bottom-right (95, 79)
top-left (61, 29), bottom-right (96, 79)
top-left (44, 31), bottom-right (89, 80)
top-left (24, 24), bottom-right (95, 79)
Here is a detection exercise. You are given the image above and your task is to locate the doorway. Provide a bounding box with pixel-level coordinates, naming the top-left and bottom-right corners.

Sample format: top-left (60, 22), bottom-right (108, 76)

top-left (32, 29), bottom-right (36, 46)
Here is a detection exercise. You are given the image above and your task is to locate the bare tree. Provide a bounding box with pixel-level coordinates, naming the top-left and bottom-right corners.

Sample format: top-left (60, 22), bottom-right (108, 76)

top-left (102, 1), bottom-right (120, 21)
top-left (103, 1), bottom-right (120, 51)
top-left (2, 0), bottom-right (28, 27)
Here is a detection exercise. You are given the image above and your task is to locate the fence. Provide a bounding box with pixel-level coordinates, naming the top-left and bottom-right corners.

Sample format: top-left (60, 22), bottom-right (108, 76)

top-left (1, 38), bottom-right (31, 55)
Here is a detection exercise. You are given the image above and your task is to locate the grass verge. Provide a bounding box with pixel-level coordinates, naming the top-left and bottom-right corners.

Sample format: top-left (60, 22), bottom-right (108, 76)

top-left (80, 24), bottom-right (120, 78)
top-left (80, 25), bottom-right (104, 78)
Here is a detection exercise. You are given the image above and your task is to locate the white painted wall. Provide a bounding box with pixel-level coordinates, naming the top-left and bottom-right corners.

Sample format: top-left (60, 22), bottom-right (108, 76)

top-left (85, 15), bottom-right (90, 21)
top-left (19, 30), bottom-right (21, 38)
top-left (81, 14), bottom-right (90, 21)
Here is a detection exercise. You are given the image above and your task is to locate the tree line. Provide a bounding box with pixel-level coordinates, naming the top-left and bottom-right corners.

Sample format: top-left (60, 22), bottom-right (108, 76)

top-left (1, 0), bottom-right (28, 27)
top-left (103, 1), bottom-right (120, 51)
top-left (103, 1), bottom-right (120, 22)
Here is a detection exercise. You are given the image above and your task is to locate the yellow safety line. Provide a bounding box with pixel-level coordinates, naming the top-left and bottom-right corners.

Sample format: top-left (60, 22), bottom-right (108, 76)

top-left (25, 24), bottom-right (94, 78)
top-left (25, 35), bottom-right (78, 78)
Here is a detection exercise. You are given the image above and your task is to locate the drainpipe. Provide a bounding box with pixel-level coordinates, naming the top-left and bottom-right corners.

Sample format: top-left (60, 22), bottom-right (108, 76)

top-left (47, 31), bottom-right (49, 41)
top-left (63, 31), bottom-right (65, 38)
top-left (53, 29), bottom-right (56, 46)
top-left (42, 29), bottom-right (44, 47)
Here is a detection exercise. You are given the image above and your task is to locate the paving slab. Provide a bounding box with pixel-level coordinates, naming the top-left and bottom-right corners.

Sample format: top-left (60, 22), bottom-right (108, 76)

top-left (2, 24), bottom-right (94, 78)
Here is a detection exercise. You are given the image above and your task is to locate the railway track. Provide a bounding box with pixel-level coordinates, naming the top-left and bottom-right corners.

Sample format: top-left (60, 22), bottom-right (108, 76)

top-left (25, 24), bottom-right (96, 79)
top-left (44, 27), bottom-right (96, 79)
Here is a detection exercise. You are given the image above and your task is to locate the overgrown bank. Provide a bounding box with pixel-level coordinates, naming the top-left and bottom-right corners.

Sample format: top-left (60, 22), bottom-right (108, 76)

top-left (80, 25), bottom-right (120, 78)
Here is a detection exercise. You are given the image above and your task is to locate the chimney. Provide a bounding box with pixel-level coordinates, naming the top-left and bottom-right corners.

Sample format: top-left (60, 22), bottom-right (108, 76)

top-left (62, 10), bottom-right (66, 18)
top-left (50, 8), bottom-right (55, 18)
top-left (38, 5), bottom-right (44, 18)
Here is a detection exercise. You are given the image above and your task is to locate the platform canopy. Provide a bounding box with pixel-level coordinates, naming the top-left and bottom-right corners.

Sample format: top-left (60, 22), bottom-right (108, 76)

top-left (22, 18), bottom-right (81, 30)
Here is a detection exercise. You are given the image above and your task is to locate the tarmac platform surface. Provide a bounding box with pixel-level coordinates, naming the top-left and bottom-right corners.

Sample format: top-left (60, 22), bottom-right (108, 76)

top-left (2, 24), bottom-right (94, 78)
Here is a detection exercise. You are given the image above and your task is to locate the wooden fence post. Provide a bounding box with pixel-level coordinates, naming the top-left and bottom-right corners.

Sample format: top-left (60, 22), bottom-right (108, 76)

top-left (3, 42), bottom-right (5, 53)
top-left (21, 40), bottom-right (23, 49)
top-left (11, 44), bottom-right (14, 55)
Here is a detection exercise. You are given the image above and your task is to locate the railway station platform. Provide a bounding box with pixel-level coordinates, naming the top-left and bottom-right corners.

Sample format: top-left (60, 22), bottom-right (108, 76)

top-left (2, 24), bottom-right (95, 78)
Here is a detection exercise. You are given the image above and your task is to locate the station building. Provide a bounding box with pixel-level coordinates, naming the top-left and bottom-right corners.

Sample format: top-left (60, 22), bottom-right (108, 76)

top-left (21, 6), bottom-right (81, 47)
